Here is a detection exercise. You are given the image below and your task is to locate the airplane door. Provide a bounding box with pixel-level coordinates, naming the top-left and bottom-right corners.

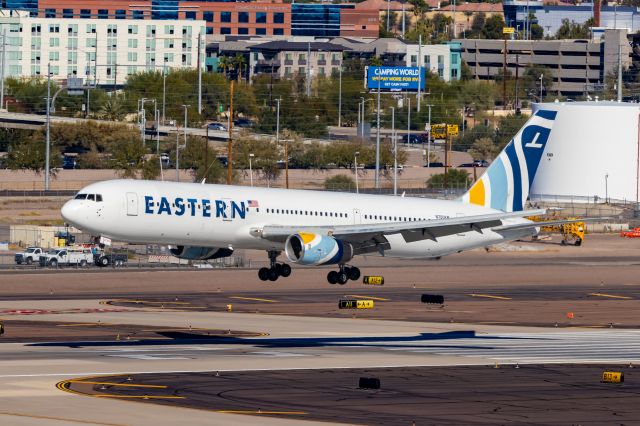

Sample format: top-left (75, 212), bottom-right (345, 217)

top-left (126, 192), bottom-right (138, 216)
top-left (353, 208), bottom-right (361, 224)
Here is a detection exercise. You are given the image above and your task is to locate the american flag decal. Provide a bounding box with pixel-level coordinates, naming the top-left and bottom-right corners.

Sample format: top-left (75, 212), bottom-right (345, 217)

top-left (248, 200), bottom-right (259, 208)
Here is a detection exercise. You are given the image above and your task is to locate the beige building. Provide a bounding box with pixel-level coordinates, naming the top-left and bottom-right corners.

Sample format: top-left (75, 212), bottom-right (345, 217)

top-left (249, 40), bottom-right (344, 79)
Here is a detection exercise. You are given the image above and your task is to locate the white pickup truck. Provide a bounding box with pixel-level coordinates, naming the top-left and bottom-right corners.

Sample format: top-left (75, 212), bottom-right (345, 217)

top-left (14, 247), bottom-right (44, 265)
top-left (39, 248), bottom-right (93, 268)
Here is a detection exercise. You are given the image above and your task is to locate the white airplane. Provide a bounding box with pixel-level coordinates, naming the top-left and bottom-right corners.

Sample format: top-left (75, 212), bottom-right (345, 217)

top-left (61, 109), bottom-right (571, 284)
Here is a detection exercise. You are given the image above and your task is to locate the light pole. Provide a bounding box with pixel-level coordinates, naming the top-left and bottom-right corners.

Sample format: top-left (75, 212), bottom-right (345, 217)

top-left (197, 31), bottom-right (202, 114)
top-left (539, 74), bottom-right (544, 102)
top-left (354, 151), bottom-right (359, 194)
top-left (1, 29), bottom-right (6, 112)
top-left (45, 63), bottom-right (51, 191)
top-left (375, 77), bottom-right (381, 189)
top-left (426, 104), bottom-right (432, 167)
top-left (182, 104), bottom-right (189, 147)
top-left (162, 62), bottom-right (167, 125)
top-left (406, 97), bottom-right (411, 147)
top-left (359, 96), bottom-right (364, 138)
top-left (338, 65), bottom-right (342, 127)
top-left (282, 139), bottom-right (293, 189)
top-left (276, 98), bottom-right (280, 145)
top-left (392, 107), bottom-right (397, 196)
top-left (249, 153), bottom-right (254, 187)
top-left (605, 173), bottom-right (609, 203)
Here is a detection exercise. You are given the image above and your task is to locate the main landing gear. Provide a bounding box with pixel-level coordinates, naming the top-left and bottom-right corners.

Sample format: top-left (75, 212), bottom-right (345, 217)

top-left (258, 250), bottom-right (291, 282)
top-left (327, 265), bottom-right (360, 285)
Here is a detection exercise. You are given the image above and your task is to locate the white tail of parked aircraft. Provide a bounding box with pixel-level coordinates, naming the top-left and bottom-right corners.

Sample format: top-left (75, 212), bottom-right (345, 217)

top-left (61, 108), bottom-right (582, 284)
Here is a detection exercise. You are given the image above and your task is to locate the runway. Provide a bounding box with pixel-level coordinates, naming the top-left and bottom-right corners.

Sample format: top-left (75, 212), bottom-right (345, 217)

top-left (0, 235), bottom-right (639, 424)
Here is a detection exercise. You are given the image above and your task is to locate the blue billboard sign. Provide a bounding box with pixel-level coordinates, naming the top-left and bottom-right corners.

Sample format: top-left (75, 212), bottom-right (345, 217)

top-left (366, 66), bottom-right (426, 91)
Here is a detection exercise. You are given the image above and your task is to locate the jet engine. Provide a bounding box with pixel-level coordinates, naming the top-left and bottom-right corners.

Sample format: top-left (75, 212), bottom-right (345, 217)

top-left (169, 246), bottom-right (233, 260)
top-left (284, 233), bottom-right (353, 265)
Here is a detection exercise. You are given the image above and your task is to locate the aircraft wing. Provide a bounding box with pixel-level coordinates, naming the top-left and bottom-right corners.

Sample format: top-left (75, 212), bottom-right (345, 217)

top-left (256, 209), bottom-right (547, 253)
top-left (491, 217), bottom-right (606, 233)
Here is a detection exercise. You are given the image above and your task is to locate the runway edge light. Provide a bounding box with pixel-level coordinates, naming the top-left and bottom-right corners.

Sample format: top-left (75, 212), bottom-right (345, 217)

top-left (602, 371), bottom-right (624, 383)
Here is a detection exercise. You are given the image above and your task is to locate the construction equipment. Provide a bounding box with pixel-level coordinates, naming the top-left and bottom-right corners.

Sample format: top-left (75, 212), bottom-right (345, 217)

top-left (620, 227), bottom-right (640, 238)
top-left (528, 216), bottom-right (585, 246)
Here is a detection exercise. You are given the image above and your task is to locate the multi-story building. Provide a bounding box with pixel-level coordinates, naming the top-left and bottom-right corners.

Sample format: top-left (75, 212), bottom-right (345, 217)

top-left (405, 42), bottom-right (461, 82)
top-left (0, 10), bottom-right (204, 85)
top-left (2, 0), bottom-right (378, 38)
top-left (249, 40), bottom-right (344, 80)
top-left (457, 29), bottom-right (631, 97)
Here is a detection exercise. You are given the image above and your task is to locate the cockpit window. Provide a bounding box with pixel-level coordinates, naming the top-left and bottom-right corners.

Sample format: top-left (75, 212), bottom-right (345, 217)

top-left (87, 194), bottom-right (95, 201)
top-left (74, 194), bottom-right (87, 200)
top-left (96, 194), bottom-right (103, 202)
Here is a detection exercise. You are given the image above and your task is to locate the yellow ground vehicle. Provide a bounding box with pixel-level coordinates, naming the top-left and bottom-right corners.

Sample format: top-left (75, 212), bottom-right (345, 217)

top-left (528, 216), bottom-right (585, 246)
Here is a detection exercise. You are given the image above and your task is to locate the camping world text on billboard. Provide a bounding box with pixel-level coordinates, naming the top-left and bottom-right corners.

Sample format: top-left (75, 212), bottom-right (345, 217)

top-left (366, 66), bottom-right (426, 91)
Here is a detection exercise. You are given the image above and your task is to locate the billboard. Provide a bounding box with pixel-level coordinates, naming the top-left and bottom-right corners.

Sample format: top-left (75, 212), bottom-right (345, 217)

top-left (366, 66), bottom-right (426, 91)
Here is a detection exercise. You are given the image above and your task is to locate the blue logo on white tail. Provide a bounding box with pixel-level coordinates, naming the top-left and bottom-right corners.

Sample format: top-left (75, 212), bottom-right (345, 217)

top-left (463, 109), bottom-right (557, 212)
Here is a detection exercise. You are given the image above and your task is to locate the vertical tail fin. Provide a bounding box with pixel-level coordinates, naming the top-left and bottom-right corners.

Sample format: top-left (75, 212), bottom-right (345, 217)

top-left (462, 109), bottom-right (557, 212)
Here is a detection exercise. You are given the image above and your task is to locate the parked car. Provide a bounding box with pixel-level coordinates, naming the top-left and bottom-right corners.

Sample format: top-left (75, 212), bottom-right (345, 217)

top-left (459, 160), bottom-right (489, 168)
top-left (62, 155), bottom-right (77, 170)
top-left (401, 133), bottom-right (428, 144)
top-left (14, 247), bottom-right (44, 265)
top-left (426, 162), bottom-right (444, 167)
top-left (233, 118), bottom-right (254, 128)
top-left (207, 122), bottom-right (227, 131)
top-left (39, 248), bottom-right (93, 268)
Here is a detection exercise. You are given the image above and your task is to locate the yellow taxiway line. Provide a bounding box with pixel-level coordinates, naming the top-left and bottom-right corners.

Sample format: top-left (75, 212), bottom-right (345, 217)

top-left (344, 294), bottom-right (390, 301)
top-left (216, 410), bottom-right (307, 415)
top-left (93, 395), bottom-right (185, 399)
top-left (468, 294), bottom-right (512, 300)
top-left (0, 411), bottom-right (125, 426)
top-left (69, 381), bottom-right (168, 389)
top-left (588, 293), bottom-right (632, 300)
top-left (229, 296), bottom-right (279, 303)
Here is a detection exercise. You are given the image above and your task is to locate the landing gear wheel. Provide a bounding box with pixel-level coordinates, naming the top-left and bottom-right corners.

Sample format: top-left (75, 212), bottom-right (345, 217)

top-left (348, 267), bottom-right (361, 281)
top-left (327, 271), bottom-right (339, 284)
top-left (337, 272), bottom-right (349, 285)
top-left (268, 268), bottom-right (279, 281)
top-left (258, 267), bottom-right (270, 281)
top-left (280, 263), bottom-right (292, 278)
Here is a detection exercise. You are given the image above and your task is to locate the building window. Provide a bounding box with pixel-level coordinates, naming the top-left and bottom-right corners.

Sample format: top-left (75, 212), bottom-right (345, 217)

top-left (146, 39), bottom-right (156, 49)
top-left (185, 11), bottom-right (196, 20)
top-left (50, 38), bottom-right (60, 47)
top-left (220, 27), bottom-right (231, 35)
top-left (68, 52), bottom-right (78, 64)
top-left (164, 53), bottom-right (174, 62)
top-left (165, 25), bottom-right (174, 35)
top-left (107, 25), bottom-right (117, 35)
top-left (274, 12), bottom-right (284, 24)
top-left (68, 38), bottom-right (78, 50)
top-left (128, 52), bottom-right (137, 62)
top-left (86, 24), bottom-right (96, 34)
top-left (147, 26), bottom-right (156, 36)
top-left (451, 68), bottom-right (458, 78)
top-left (206, 27), bottom-right (213, 35)
top-left (128, 39), bottom-right (138, 48)
top-left (256, 28), bottom-right (266, 35)
top-left (438, 55), bottom-right (444, 65)
top-left (128, 66), bottom-right (137, 75)
top-left (221, 12), bottom-right (231, 23)
top-left (45, 9), bottom-right (56, 18)
top-left (182, 26), bottom-right (191, 36)
top-left (238, 12), bottom-right (249, 23)
top-left (50, 65), bottom-right (59, 75)
top-left (116, 10), bottom-right (126, 19)
top-left (86, 38), bottom-right (96, 48)
top-left (31, 24), bottom-right (41, 34)
top-left (133, 10), bottom-right (144, 20)
top-left (49, 24), bottom-right (60, 33)
top-left (165, 39), bottom-right (174, 49)
top-left (256, 12), bottom-right (267, 24)
top-left (49, 51), bottom-right (59, 61)
top-left (128, 25), bottom-right (138, 34)
top-left (238, 28), bottom-right (248, 35)
top-left (86, 52), bottom-right (95, 61)
top-left (318, 67), bottom-right (325, 76)
top-left (298, 67), bottom-right (305, 74)
top-left (274, 28), bottom-right (284, 36)
top-left (68, 24), bottom-right (78, 35)
top-left (80, 9), bottom-right (91, 19)
top-left (285, 66), bottom-right (291, 75)
top-left (98, 9), bottom-right (108, 19)
top-left (203, 12), bottom-right (213, 22)
top-left (63, 9), bottom-right (73, 18)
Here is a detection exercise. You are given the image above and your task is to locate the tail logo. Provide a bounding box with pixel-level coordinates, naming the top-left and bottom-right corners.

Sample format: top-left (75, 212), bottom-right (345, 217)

top-left (463, 109), bottom-right (557, 212)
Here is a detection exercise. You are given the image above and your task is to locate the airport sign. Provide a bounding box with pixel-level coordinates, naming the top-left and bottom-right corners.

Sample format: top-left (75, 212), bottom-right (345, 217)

top-left (366, 66), bottom-right (426, 91)
top-left (503, 27), bottom-right (515, 35)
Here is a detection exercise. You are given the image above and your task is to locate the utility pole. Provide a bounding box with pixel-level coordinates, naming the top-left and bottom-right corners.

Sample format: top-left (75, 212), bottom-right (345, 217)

top-left (155, 109), bottom-right (160, 155)
top-left (375, 76), bottom-right (381, 189)
top-left (515, 53), bottom-right (519, 111)
top-left (276, 98), bottom-right (280, 145)
top-left (617, 42), bottom-right (623, 102)
top-left (175, 122), bottom-right (180, 182)
top-left (392, 107), bottom-right (397, 196)
top-left (1, 29), bottom-right (6, 111)
top-left (227, 80), bottom-right (234, 185)
top-left (406, 97), bottom-right (411, 147)
top-left (306, 42), bottom-right (311, 97)
top-left (162, 63), bottom-right (166, 124)
top-left (205, 125), bottom-right (209, 182)
top-left (197, 32), bottom-right (202, 114)
top-left (401, 3), bottom-right (405, 38)
top-left (503, 35), bottom-right (508, 109)
top-left (85, 85), bottom-right (90, 118)
top-left (417, 34), bottom-right (422, 112)
top-left (427, 104), bottom-right (432, 167)
top-left (338, 65), bottom-right (342, 127)
top-left (354, 151), bottom-right (359, 193)
top-left (182, 104), bottom-right (188, 147)
top-left (360, 96), bottom-right (364, 138)
top-left (45, 63), bottom-right (51, 191)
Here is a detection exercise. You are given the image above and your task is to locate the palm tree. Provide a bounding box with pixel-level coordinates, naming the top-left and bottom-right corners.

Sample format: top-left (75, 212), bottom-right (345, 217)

top-left (233, 54), bottom-right (246, 82)
top-left (99, 97), bottom-right (125, 121)
top-left (218, 56), bottom-right (231, 78)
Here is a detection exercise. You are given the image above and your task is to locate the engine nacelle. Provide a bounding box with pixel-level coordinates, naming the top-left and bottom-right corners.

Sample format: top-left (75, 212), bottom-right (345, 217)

top-left (169, 246), bottom-right (233, 260)
top-left (285, 233), bottom-right (353, 265)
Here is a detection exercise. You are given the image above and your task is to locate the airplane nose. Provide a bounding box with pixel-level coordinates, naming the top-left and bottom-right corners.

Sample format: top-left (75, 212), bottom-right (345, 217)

top-left (61, 200), bottom-right (81, 226)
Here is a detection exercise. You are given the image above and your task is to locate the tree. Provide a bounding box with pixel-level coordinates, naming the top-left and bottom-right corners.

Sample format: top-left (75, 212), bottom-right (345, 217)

top-left (99, 96), bottom-right (127, 121)
top-left (468, 12), bottom-right (486, 38)
top-left (6, 131), bottom-right (61, 173)
top-left (426, 168), bottom-right (472, 189)
top-left (468, 137), bottom-right (498, 161)
top-left (141, 155), bottom-right (161, 180)
top-left (325, 175), bottom-right (355, 191)
top-left (481, 15), bottom-right (505, 40)
top-left (110, 133), bottom-right (146, 178)
top-left (175, 135), bottom-right (225, 183)
top-left (554, 19), bottom-right (590, 39)
top-left (455, 123), bottom-right (495, 152)
top-left (530, 23), bottom-right (544, 40)
top-left (494, 114), bottom-right (528, 150)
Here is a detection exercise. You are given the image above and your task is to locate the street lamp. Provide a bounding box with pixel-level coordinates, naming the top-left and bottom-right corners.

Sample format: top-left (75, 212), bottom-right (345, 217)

top-left (605, 173), bottom-right (609, 204)
top-left (249, 153), bottom-right (255, 187)
top-left (539, 74), bottom-right (544, 102)
top-left (354, 151), bottom-right (359, 194)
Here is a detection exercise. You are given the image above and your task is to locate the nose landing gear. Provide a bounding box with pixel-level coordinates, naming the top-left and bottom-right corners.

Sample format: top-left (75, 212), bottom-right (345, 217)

top-left (258, 250), bottom-right (292, 282)
top-left (327, 265), bottom-right (360, 285)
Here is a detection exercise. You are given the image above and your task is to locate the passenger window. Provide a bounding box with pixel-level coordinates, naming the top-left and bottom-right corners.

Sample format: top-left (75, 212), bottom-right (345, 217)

top-left (96, 194), bottom-right (103, 202)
